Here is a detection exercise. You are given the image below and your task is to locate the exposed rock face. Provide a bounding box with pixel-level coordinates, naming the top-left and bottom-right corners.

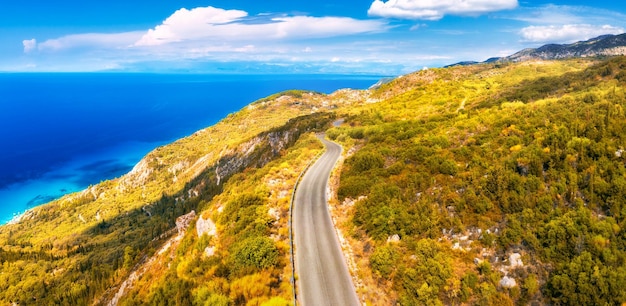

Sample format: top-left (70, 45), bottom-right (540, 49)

top-left (214, 129), bottom-right (297, 186)
top-left (387, 234), bottom-right (401, 243)
top-left (268, 207), bottom-right (280, 221)
top-left (216, 112), bottom-right (336, 185)
top-left (118, 158), bottom-right (154, 191)
top-left (176, 210), bottom-right (196, 234)
top-left (204, 246), bottom-right (215, 257)
top-left (196, 214), bottom-right (217, 238)
top-left (500, 276), bottom-right (517, 288)
top-left (509, 253), bottom-right (523, 268)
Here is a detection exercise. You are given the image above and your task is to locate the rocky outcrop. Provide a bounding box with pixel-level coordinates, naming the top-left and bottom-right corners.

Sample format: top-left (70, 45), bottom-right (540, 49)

top-left (500, 276), bottom-right (517, 288)
top-left (176, 210), bottom-right (196, 234)
top-left (118, 158), bottom-right (154, 191)
top-left (509, 253), bottom-right (523, 268)
top-left (213, 114), bottom-right (333, 185)
top-left (387, 234), bottom-right (401, 243)
top-left (196, 214), bottom-right (217, 238)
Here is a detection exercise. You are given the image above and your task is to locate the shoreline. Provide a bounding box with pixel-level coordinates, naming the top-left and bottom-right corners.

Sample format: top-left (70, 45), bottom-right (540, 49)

top-left (0, 140), bottom-right (167, 227)
top-left (6, 210), bottom-right (26, 225)
top-left (0, 74), bottom-right (386, 227)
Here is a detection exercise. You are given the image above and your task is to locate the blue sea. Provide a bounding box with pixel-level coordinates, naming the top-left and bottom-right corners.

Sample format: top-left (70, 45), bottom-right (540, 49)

top-left (0, 73), bottom-right (382, 224)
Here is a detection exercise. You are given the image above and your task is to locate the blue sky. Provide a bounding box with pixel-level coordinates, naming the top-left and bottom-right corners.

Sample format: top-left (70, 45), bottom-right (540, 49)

top-left (2, 0), bottom-right (626, 74)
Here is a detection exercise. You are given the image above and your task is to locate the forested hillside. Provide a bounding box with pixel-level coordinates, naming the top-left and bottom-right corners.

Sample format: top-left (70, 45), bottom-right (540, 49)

top-left (1, 57), bottom-right (626, 305)
top-left (331, 57), bottom-right (626, 305)
top-left (0, 90), bottom-right (349, 305)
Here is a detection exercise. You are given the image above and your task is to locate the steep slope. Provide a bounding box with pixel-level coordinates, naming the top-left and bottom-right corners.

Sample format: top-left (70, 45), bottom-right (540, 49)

top-left (2, 56), bottom-right (626, 305)
top-left (0, 89), bottom-right (369, 305)
top-left (330, 56), bottom-right (626, 305)
top-left (113, 133), bottom-right (329, 305)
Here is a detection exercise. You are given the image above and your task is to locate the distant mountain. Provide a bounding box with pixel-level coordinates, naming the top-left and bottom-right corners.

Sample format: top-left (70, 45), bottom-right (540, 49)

top-left (447, 34), bottom-right (626, 67)
top-left (443, 61), bottom-right (480, 68)
top-left (483, 57), bottom-right (501, 63)
top-left (504, 33), bottom-right (626, 62)
top-left (444, 57), bottom-right (501, 68)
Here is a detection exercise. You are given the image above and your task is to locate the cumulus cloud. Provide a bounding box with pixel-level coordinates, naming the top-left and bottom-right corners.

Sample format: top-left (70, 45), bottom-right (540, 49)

top-left (134, 7), bottom-right (247, 46)
top-left (23, 39), bottom-right (37, 53)
top-left (16, 6), bottom-right (456, 74)
top-left (368, 0), bottom-right (518, 20)
top-left (520, 24), bottom-right (625, 43)
top-left (134, 6), bottom-right (386, 46)
top-left (23, 6), bottom-right (385, 56)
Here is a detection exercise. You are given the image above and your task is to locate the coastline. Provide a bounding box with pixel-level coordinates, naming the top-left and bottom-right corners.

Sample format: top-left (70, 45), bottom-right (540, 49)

top-left (6, 210), bottom-right (25, 225)
top-left (0, 74), bottom-right (387, 226)
top-left (0, 140), bottom-right (162, 227)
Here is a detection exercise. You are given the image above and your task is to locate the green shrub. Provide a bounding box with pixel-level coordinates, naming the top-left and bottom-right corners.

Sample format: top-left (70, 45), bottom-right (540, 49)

top-left (338, 175), bottom-right (374, 199)
top-left (350, 151), bottom-right (385, 172)
top-left (230, 237), bottom-right (279, 274)
top-left (370, 245), bottom-right (397, 276)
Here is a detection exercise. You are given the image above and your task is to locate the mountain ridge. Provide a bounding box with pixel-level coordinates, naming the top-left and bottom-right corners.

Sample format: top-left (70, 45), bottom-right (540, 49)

top-left (446, 33), bottom-right (626, 67)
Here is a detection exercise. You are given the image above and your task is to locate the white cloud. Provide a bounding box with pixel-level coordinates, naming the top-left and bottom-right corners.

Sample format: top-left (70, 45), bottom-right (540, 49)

top-left (271, 16), bottom-right (386, 38)
top-left (12, 5), bottom-right (487, 74)
top-left (509, 5), bottom-right (582, 25)
top-left (234, 45), bottom-right (256, 52)
top-left (505, 5), bottom-right (626, 45)
top-left (520, 24), bottom-right (625, 43)
top-left (509, 5), bottom-right (626, 26)
top-left (13, 6), bottom-right (398, 73)
top-left (23, 39), bottom-right (37, 53)
top-left (368, 0), bottom-right (518, 20)
top-left (134, 6), bottom-right (386, 46)
top-left (411, 55), bottom-right (452, 60)
top-left (134, 7), bottom-right (247, 46)
top-left (409, 24), bottom-right (427, 31)
top-left (24, 6), bottom-right (385, 57)
top-left (31, 32), bottom-right (143, 53)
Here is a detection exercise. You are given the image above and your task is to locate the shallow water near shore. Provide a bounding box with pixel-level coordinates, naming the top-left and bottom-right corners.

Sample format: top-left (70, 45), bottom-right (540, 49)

top-left (0, 73), bottom-right (383, 224)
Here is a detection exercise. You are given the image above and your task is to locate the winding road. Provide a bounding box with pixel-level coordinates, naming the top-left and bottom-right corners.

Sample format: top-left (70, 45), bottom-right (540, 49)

top-left (293, 135), bottom-right (360, 306)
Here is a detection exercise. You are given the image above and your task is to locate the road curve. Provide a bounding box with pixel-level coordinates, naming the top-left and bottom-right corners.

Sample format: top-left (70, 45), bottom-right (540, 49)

top-left (293, 135), bottom-right (360, 306)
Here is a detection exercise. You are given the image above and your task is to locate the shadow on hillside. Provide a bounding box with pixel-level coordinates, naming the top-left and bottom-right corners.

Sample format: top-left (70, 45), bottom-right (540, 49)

top-left (1, 112), bottom-right (336, 305)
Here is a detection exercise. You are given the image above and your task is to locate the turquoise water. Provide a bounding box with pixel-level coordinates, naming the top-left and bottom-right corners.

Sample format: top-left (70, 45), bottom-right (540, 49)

top-left (0, 73), bottom-right (382, 224)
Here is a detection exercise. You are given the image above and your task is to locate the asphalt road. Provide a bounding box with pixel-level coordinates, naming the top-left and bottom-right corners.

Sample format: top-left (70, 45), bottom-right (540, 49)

top-left (293, 135), bottom-right (360, 306)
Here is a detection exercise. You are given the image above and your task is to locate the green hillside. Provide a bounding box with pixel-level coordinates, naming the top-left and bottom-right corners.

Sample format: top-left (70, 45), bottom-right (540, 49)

top-left (2, 57), bottom-right (626, 305)
top-left (332, 57), bottom-right (626, 305)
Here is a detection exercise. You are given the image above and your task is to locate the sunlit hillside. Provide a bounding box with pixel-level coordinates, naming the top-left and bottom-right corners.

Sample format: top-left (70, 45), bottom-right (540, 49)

top-left (2, 57), bottom-right (626, 305)
top-left (330, 57), bottom-right (626, 305)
